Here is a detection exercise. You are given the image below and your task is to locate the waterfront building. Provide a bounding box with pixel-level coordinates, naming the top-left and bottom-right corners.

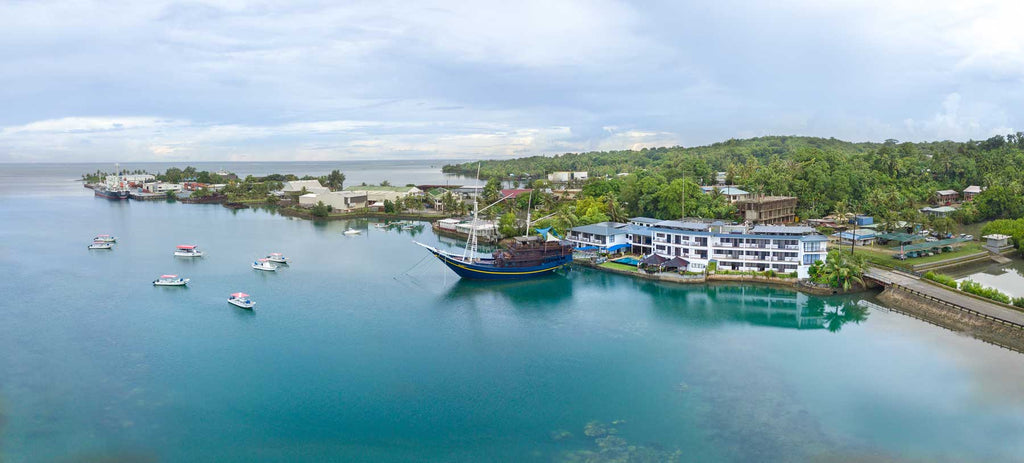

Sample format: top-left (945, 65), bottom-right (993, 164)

top-left (107, 173), bottom-right (155, 186)
top-left (735, 196), bottom-right (798, 224)
top-left (142, 181), bottom-right (183, 193)
top-left (343, 185), bottom-right (422, 203)
top-left (566, 222), bottom-right (633, 252)
top-left (935, 189), bottom-right (959, 205)
top-left (547, 171), bottom-right (588, 183)
top-left (983, 234), bottom-right (1012, 253)
top-left (282, 180), bottom-right (330, 195)
top-left (298, 191), bottom-right (367, 211)
top-left (627, 218), bottom-right (827, 278)
top-left (963, 185), bottom-right (985, 201)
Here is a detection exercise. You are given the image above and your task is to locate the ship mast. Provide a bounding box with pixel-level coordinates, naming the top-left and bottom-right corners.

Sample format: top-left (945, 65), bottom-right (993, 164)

top-left (463, 163), bottom-right (481, 262)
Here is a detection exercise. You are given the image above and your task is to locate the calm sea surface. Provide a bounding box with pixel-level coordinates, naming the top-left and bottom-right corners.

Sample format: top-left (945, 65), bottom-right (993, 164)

top-left (1, 163), bottom-right (1024, 462)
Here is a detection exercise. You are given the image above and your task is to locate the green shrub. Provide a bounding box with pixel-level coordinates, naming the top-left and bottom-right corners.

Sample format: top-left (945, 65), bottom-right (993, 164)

top-left (959, 279), bottom-right (1012, 304)
top-left (1013, 297), bottom-right (1024, 309)
top-left (923, 271), bottom-right (958, 289)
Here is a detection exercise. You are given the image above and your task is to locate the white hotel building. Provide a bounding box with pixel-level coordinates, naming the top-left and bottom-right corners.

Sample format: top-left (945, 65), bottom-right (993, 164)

top-left (569, 217), bottom-right (828, 279)
top-left (638, 219), bottom-right (826, 278)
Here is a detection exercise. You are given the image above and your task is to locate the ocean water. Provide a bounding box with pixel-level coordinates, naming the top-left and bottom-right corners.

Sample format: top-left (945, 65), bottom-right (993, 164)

top-left (0, 160), bottom-right (473, 198)
top-left (1, 166), bottom-right (1024, 462)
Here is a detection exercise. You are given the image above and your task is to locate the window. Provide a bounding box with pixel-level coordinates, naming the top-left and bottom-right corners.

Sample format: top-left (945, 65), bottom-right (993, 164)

top-left (803, 241), bottom-right (822, 252)
top-left (803, 254), bottom-right (822, 265)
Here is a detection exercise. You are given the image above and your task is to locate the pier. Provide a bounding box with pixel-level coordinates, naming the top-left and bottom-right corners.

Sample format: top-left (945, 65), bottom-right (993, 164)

top-left (865, 266), bottom-right (1024, 329)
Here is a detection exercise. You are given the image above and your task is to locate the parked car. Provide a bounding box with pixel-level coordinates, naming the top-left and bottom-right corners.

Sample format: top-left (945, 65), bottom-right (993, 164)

top-left (925, 237), bottom-right (938, 242)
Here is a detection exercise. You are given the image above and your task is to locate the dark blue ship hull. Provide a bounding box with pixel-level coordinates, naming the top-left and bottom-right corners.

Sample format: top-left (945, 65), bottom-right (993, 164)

top-left (429, 249), bottom-right (572, 280)
top-left (94, 188), bottom-right (129, 200)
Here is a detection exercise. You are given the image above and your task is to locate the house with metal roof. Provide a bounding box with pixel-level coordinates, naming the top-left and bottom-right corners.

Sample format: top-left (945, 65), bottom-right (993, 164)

top-left (935, 189), bottom-right (959, 205)
top-left (567, 222), bottom-right (632, 252)
top-left (701, 186), bottom-right (750, 202)
top-left (963, 185), bottom-right (985, 201)
top-left (921, 205), bottom-right (957, 217)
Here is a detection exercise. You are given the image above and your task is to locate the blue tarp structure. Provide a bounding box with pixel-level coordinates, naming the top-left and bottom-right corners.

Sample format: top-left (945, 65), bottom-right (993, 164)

top-left (534, 227), bottom-right (563, 239)
top-left (607, 243), bottom-right (630, 252)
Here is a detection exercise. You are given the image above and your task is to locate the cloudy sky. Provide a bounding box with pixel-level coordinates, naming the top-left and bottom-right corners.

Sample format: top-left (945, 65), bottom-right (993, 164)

top-left (1, 0), bottom-right (1022, 162)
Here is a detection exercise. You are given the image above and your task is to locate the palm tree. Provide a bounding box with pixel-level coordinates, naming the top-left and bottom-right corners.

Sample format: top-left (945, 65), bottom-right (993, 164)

top-left (818, 251), bottom-right (866, 291)
top-left (605, 196), bottom-right (627, 222)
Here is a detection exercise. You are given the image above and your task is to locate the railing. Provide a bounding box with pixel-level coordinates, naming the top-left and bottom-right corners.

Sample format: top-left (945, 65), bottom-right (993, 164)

top-left (889, 283), bottom-right (1024, 330)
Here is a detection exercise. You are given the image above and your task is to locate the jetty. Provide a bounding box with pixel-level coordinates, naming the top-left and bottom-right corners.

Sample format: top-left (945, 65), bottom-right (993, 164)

top-left (865, 266), bottom-right (1024, 328)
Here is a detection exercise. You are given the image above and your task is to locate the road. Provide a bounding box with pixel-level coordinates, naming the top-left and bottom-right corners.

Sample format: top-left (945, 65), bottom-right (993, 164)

top-left (866, 266), bottom-right (1024, 327)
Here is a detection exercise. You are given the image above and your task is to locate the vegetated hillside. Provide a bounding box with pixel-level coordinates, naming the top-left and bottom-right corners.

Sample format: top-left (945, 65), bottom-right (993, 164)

top-left (443, 134), bottom-right (1024, 223)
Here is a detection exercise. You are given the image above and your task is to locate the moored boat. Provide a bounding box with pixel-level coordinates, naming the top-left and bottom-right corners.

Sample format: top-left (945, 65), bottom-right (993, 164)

top-left (252, 258), bottom-right (277, 271)
top-left (94, 164), bottom-right (131, 200)
top-left (153, 274), bottom-right (190, 286)
top-left (416, 232), bottom-right (573, 280)
top-left (343, 228), bottom-right (361, 235)
top-left (88, 241), bottom-right (113, 250)
top-left (174, 245), bottom-right (203, 257)
top-left (93, 234), bottom-right (117, 243)
top-left (265, 252), bottom-right (289, 264)
top-left (228, 292), bottom-right (255, 309)
top-left (414, 172), bottom-right (572, 280)
top-left (94, 185), bottom-right (130, 200)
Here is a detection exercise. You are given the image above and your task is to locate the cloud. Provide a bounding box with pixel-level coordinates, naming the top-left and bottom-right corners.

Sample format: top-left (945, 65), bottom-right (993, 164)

top-left (1, 1), bottom-right (1023, 161)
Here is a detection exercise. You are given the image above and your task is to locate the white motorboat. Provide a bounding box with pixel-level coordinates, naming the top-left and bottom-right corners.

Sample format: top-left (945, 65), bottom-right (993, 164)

top-left (266, 252), bottom-right (289, 264)
top-left (153, 274), bottom-right (190, 286)
top-left (374, 223), bottom-right (387, 229)
top-left (343, 228), bottom-right (361, 235)
top-left (228, 292), bottom-right (255, 309)
top-left (93, 234), bottom-right (116, 243)
top-left (88, 241), bottom-right (113, 250)
top-left (252, 258), bottom-right (277, 271)
top-left (174, 244), bottom-right (203, 257)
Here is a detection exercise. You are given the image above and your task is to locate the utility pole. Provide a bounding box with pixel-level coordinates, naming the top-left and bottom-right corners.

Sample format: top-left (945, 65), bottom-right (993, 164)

top-left (850, 217), bottom-right (857, 255)
top-left (680, 175), bottom-right (686, 221)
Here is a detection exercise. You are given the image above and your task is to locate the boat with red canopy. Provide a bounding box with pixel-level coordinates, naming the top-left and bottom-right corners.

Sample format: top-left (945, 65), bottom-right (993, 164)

top-left (174, 244), bottom-right (203, 257)
top-left (228, 292), bottom-right (255, 309)
top-left (153, 274), bottom-right (190, 286)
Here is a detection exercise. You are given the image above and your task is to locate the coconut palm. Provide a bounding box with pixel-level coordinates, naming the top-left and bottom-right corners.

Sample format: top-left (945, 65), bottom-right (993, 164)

top-left (817, 250), bottom-right (866, 291)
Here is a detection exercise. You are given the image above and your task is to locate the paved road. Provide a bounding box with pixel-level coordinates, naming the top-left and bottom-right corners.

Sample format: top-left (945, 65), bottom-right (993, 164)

top-left (866, 267), bottom-right (1024, 327)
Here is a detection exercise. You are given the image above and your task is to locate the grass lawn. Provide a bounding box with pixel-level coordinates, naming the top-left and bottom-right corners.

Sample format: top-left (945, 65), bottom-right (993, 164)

top-left (600, 262), bottom-right (640, 273)
top-left (830, 242), bottom-right (985, 268)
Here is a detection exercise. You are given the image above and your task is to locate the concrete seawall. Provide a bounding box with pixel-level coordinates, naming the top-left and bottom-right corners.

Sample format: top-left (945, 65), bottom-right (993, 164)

top-left (877, 286), bottom-right (1024, 354)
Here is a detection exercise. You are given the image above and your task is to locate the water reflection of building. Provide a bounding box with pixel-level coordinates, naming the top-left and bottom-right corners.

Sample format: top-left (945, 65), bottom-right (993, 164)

top-left (640, 282), bottom-right (827, 330)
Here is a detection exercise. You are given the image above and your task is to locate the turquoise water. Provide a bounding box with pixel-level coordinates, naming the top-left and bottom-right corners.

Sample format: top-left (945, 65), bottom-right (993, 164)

top-left (952, 259), bottom-right (1024, 299)
top-left (2, 190), bottom-right (1024, 461)
top-left (613, 257), bottom-right (641, 266)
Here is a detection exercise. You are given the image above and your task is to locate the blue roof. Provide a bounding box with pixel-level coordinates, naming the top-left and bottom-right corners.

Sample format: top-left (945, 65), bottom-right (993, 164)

top-left (628, 217), bottom-right (662, 224)
top-left (569, 222), bottom-right (629, 236)
top-left (607, 243), bottom-right (630, 252)
top-left (655, 220), bottom-right (711, 231)
top-left (751, 225), bottom-right (815, 234)
top-left (719, 187), bottom-right (749, 195)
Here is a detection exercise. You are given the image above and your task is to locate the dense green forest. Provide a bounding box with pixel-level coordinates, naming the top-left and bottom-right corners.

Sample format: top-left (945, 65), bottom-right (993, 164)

top-left (444, 135), bottom-right (1024, 225)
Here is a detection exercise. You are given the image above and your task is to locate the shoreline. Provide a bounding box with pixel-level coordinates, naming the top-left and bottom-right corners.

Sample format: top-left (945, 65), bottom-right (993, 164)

top-left (572, 259), bottom-right (861, 297)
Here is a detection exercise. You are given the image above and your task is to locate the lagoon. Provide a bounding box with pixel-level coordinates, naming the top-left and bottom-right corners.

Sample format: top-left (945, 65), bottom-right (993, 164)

top-left (2, 172), bottom-right (1024, 462)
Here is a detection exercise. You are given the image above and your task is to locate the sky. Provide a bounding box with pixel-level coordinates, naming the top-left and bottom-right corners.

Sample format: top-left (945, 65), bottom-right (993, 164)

top-left (1, 0), bottom-right (1023, 162)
